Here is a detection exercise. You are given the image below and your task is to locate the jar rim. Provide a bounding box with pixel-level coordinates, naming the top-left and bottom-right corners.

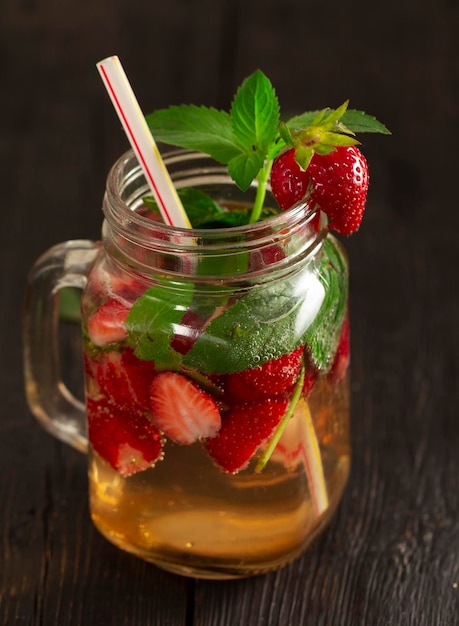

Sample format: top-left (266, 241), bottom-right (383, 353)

top-left (104, 148), bottom-right (324, 242)
top-left (101, 148), bottom-right (328, 282)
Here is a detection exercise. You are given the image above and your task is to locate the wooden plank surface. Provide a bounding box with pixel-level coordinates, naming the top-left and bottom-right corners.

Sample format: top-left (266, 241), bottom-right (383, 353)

top-left (1, 0), bottom-right (458, 624)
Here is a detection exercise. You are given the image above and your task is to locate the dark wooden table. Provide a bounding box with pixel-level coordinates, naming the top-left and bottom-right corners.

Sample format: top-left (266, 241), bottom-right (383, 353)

top-left (1, 1), bottom-right (458, 624)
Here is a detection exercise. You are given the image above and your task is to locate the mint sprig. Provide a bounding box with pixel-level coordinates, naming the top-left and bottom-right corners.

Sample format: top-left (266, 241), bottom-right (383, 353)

top-left (145, 105), bottom-right (240, 163)
top-left (147, 70), bottom-right (280, 223)
top-left (182, 283), bottom-right (308, 374)
top-left (146, 70), bottom-right (279, 194)
top-left (146, 69), bottom-right (390, 224)
top-left (227, 69), bottom-right (279, 192)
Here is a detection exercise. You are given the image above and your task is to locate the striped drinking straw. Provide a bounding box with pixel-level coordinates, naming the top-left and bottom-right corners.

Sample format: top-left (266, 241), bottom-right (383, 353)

top-left (96, 55), bottom-right (192, 229)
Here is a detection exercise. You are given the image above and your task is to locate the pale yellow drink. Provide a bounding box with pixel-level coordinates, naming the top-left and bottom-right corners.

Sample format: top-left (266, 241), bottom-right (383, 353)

top-left (88, 373), bottom-right (349, 578)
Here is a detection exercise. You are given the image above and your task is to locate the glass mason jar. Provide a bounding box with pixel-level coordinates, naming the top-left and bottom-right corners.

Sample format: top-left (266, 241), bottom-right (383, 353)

top-left (23, 149), bottom-right (350, 579)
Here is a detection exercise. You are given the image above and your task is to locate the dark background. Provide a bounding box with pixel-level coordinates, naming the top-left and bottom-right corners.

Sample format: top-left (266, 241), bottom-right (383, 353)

top-left (1, 1), bottom-right (458, 624)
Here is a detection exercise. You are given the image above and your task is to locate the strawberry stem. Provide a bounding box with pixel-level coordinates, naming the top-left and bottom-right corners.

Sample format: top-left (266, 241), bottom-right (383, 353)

top-left (254, 359), bottom-right (330, 517)
top-left (255, 361), bottom-right (305, 472)
top-left (249, 158), bottom-right (273, 224)
top-left (177, 366), bottom-right (224, 397)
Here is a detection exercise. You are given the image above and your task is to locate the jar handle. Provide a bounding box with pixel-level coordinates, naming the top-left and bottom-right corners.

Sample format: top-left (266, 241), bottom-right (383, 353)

top-left (23, 240), bottom-right (100, 453)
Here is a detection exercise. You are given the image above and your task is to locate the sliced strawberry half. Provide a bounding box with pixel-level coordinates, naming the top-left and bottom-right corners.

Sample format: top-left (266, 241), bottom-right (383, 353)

top-left (87, 299), bottom-right (131, 347)
top-left (150, 372), bottom-right (221, 445)
top-left (205, 396), bottom-right (289, 473)
top-left (224, 346), bottom-right (304, 404)
top-left (87, 396), bottom-right (163, 477)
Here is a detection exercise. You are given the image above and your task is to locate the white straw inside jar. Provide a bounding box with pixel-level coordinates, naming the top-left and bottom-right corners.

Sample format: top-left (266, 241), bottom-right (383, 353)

top-left (97, 55), bottom-right (192, 229)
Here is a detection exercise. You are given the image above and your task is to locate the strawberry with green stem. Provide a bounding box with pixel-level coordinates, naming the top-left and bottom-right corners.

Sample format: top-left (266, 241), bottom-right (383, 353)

top-left (146, 70), bottom-right (389, 231)
top-left (271, 143), bottom-right (370, 234)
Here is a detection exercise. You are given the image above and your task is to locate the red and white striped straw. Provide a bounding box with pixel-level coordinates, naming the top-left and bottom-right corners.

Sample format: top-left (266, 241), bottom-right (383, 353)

top-left (97, 55), bottom-right (191, 229)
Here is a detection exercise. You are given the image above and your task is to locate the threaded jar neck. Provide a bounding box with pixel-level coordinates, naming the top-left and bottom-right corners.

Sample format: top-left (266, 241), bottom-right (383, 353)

top-left (102, 149), bottom-right (327, 283)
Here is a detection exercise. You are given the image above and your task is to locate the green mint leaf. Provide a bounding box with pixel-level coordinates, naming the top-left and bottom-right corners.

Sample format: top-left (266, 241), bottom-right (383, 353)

top-left (146, 105), bottom-right (242, 163)
top-left (199, 210), bottom-right (251, 228)
top-left (304, 237), bottom-right (349, 370)
top-left (195, 208), bottom-right (269, 228)
top-left (144, 188), bottom-right (227, 227)
top-left (142, 196), bottom-right (161, 215)
top-left (267, 137), bottom-right (287, 161)
top-left (278, 121), bottom-right (294, 147)
top-left (182, 270), bottom-right (325, 374)
top-left (285, 110), bottom-right (318, 132)
top-left (126, 282), bottom-right (193, 369)
top-left (228, 149), bottom-right (265, 191)
top-left (170, 188), bottom-right (228, 227)
top-left (287, 108), bottom-right (390, 135)
top-left (144, 188), bottom-right (276, 228)
top-left (59, 287), bottom-right (81, 322)
top-left (231, 70), bottom-right (280, 153)
top-left (340, 109), bottom-right (391, 134)
top-left (227, 70), bottom-right (280, 190)
top-left (183, 236), bottom-right (349, 375)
